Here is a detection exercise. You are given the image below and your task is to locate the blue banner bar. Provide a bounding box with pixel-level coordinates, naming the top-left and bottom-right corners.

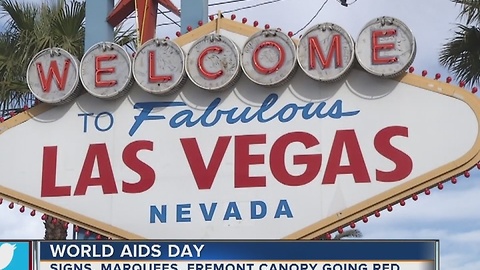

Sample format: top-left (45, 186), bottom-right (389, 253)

top-left (39, 241), bottom-right (437, 261)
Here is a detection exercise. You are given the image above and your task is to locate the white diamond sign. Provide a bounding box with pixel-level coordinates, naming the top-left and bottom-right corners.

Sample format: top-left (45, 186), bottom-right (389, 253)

top-left (0, 17), bottom-right (479, 239)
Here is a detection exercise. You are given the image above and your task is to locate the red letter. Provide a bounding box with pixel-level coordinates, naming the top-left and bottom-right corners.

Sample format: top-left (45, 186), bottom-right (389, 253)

top-left (234, 134), bottom-right (266, 188)
top-left (253, 41), bottom-right (285, 74)
top-left (374, 126), bottom-right (412, 182)
top-left (41, 146), bottom-right (71, 197)
top-left (95, 55), bottom-right (118, 87)
top-left (122, 140), bottom-right (156, 193)
top-left (323, 130), bottom-right (370, 184)
top-left (371, 29), bottom-right (397, 65)
top-left (270, 132), bottom-right (321, 186)
top-left (148, 51), bottom-right (172, 83)
top-left (197, 46), bottom-right (224, 79)
top-left (36, 60), bottom-right (71, 92)
top-left (181, 137), bottom-right (231, 189)
top-left (309, 35), bottom-right (342, 69)
top-left (74, 144), bottom-right (118, 195)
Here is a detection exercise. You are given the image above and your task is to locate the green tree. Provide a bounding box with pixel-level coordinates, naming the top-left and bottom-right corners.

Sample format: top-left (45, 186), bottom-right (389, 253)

top-left (0, 0), bottom-right (136, 114)
top-left (333, 229), bottom-right (363, 239)
top-left (439, 0), bottom-right (480, 86)
top-left (0, 0), bottom-right (136, 239)
top-left (314, 229), bottom-right (363, 240)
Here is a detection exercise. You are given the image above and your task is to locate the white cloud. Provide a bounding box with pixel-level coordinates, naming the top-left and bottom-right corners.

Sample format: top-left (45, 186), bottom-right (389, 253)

top-left (0, 205), bottom-right (44, 239)
top-left (0, 204), bottom-right (75, 240)
top-left (349, 174), bottom-right (480, 270)
top-left (442, 253), bottom-right (480, 270)
top-left (451, 229), bottom-right (480, 243)
top-left (358, 179), bottom-right (480, 223)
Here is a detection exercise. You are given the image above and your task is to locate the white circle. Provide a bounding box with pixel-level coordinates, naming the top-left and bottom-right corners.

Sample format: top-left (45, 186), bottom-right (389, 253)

top-left (297, 23), bottom-right (355, 82)
top-left (26, 48), bottom-right (81, 105)
top-left (133, 38), bottom-right (186, 95)
top-left (80, 42), bottom-right (133, 99)
top-left (355, 16), bottom-right (416, 78)
top-left (241, 29), bottom-right (297, 87)
top-left (185, 34), bottom-right (241, 91)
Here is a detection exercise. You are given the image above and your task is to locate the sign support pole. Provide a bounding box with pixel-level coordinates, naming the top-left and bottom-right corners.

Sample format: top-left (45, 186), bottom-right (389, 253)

top-left (73, 0), bottom-right (114, 240)
top-left (73, 0), bottom-right (205, 240)
top-left (85, 0), bottom-right (115, 49)
top-left (181, 0), bottom-right (208, 33)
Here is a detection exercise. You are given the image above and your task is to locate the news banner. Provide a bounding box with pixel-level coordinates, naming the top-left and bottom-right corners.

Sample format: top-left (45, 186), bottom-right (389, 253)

top-left (0, 241), bottom-right (439, 270)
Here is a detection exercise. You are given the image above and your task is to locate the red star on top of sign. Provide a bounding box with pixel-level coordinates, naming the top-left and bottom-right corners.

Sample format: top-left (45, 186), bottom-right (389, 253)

top-left (107, 0), bottom-right (181, 45)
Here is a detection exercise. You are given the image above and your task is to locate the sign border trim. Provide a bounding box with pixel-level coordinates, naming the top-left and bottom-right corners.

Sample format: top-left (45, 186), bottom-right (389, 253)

top-left (1, 17), bottom-right (479, 240)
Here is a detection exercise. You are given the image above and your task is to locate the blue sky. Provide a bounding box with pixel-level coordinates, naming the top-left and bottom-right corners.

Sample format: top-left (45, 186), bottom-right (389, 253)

top-left (0, 0), bottom-right (479, 269)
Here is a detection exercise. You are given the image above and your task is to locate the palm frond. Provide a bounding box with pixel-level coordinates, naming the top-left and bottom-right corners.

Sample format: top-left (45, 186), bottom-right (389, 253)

top-left (50, 0), bottom-right (85, 57)
top-left (439, 24), bottom-right (480, 86)
top-left (452, 0), bottom-right (480, 24)
top-left (114, 21), bottom-right (137, 52)
top-left (0, 0), bottom-right (37, 32)
top-left (333, 229), bottom-right (363, 239)
top-left (0, 0), bottom-right (137, 112)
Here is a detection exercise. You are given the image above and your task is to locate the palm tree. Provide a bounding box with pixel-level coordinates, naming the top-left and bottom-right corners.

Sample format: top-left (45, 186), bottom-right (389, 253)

top-left (333, 229), bottom-right (363, 239)
top-left (314, 229), bottom-right (363, 240)
top-left (0, 0), bottom-right (136, 115)
top-left (0, 0), bottom-right (136, 240)
top-left (44, 216), bottom-right (69, 240)
top-left (439, 0), bottom-right (480, 86)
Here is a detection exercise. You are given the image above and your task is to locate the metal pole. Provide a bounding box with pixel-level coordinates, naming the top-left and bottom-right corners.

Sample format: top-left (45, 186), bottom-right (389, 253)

top-left (74, 0), bottom-right (115, 240)
top-left (85, 0), bottom-right (115, 49)
top-left (181, 0), bottom-right (209, 33)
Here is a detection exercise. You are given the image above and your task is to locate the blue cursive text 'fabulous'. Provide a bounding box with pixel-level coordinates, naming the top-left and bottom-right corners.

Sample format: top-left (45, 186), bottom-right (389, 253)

top-left (128, 93), bottom-right (360, 136)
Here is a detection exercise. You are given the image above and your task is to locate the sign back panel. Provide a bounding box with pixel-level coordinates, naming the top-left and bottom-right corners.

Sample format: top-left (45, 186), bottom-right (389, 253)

top-left (0, 19), bottom-right (479, 239)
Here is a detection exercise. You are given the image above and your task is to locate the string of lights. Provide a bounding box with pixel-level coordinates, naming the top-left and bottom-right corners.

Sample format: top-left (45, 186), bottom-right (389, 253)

top-left (336, 0), bottom-right (358, 7)
top-left (156, 20), bottom-right (179, 27)
top-left (292, 0), bottom-right (329, 36)
top-left (124, 0), bottom-right (357, 29)
top-left (158, 8), bottom-right (180, 27)
top-left (156, 0), bottom-right (285, 27)
top-left (219, 0), bottom-right (285, 15)
top-left (209, 0), bottom-right (254, 8)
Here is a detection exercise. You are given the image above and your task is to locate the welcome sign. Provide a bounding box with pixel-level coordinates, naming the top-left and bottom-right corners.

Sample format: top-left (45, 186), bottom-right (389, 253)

top-left (0, 16), bottom-right (479, 239)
